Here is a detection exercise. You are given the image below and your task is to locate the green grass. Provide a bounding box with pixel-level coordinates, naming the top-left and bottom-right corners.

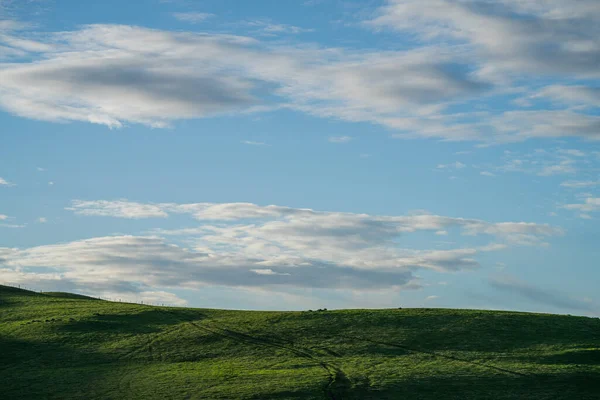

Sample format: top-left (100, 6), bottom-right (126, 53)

top-left (1, 285), bottom-right (599, 399)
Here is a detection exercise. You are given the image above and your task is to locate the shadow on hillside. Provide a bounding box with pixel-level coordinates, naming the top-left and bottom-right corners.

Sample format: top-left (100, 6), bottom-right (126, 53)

top-left (357, 372), bottom-right (600, 400)
top-left (0, 336), bottom-right (118, 399)
top-left (58, 308), bottom-right (204, 335)
top-left (318, 312), bottom-right (600, 353)
top-left (43, 292), bottom-right (101, 301)
top-left (0, 286), bottom-right (42, 308)
top-left (517, 349), bottom-right (600, 366)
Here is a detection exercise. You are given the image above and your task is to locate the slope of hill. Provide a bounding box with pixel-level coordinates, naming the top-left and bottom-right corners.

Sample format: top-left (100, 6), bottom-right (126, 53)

top-left (0, 285), bottom-right (598, 399)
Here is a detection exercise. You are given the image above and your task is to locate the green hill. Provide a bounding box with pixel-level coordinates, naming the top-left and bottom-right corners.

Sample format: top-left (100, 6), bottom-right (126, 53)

top-left (0, 285), bottom-right (598, 399)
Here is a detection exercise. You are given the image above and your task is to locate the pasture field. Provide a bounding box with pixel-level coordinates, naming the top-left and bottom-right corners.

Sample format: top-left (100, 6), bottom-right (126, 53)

top-left (1, 285), bottom-right (599, 399)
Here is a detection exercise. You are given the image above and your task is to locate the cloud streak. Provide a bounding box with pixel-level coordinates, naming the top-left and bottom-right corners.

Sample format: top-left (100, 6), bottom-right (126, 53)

top-left (0, 177), bottom-right (14, 186)
top-left (68, 200), bottom-right (169, 219)
top-left (0, 15), bottom-right (596, 142)
top-left (490, 277), bottom-right (597, 314)
top-left (0, 200), bottom-right (565, 304)
top-left (171, 12), bottom-right (214, 24)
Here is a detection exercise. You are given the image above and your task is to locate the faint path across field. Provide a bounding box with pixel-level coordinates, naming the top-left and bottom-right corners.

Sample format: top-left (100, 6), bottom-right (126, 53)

top-left (186, 320), bottom-right (351, 400)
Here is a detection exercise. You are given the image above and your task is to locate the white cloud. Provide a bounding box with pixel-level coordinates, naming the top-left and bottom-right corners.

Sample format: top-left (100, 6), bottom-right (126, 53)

top-left (529, 85), bottom-right (600, 108)
top-left (171, 12), bottom-right (214, 24)
top-left (0, 25), bottom-right (261, 128)
top-left (558, 149), bottom-right (587, 158)
top-left (437, 161), bottom-right (466, 170)
top-left (328, 136), bottom-right (353, 143)
top-left (0, 24), bottom-right (492, 139)
top-left (564, 197), bottom-right (600, 214)
top-left (364, 1), bottom-right (600, 142)
top-left (0, 177), bottom-right (14, 186)
top-left (242, 140), bottom-right (270, 146)
top-left (537, 159), bottom-right (577, 176)
top-left (0, 12), bottom-right (597, 142)
top-left (250, 269), bottom-right (291, 276)
top-left (487, 111), bottom-right (600, 141)
top-left (480, 171), bottom-right (495, 177)
top-left (0, 235), bottom-right (418, 294)
top-left (0, 20), bottom-right (31, 31)
top-left (0, 223), bottom-right (25, 228)
top-left (560, 180), bottom-right (600, 189)
top-left (67, 200), bottom-right (169, 219)
top-left (369, 0), bottom-right (600, 78)
top-left (490, 276), bottom-right (597, 313)
top-left (0, 200), bottom-right (564, 302)
top-left (496, 148), bottom-right (589, 177)
top-left (0, 214), bottom-right (7, 220)
top-left (243, 20), bottom-right (314, 35)
top-left (71, 200), bottom-right (563, 247)
top-left (37, 217), bottom-right (47, 223)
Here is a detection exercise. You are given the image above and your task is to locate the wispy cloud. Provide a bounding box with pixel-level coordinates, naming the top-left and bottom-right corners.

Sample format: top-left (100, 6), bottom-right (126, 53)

top-left (243, 19), bottom-right (314, 35)
top-left (560, 180), bottom-right (600, 189)
top-left (369, 0), bottom-right (600, 78)
top-left (171, 12), bottom-right (214, 24)
top-left (69, 200), bottom-right (563, 246)
top-left (0, 223), bottom-right (26, 228)
top-left (242, 140), bottom-right (270, 146)
top-left (495, 148), bottom-right (589, 177)
top-left (527, 85), bottom-right (600, 108)
top-left (538, 159), bottom-right (577, 176)
top-left (0, 177), bottom-right (14, 186)
top-left (0, 199), bottom-right (565, 302)
top-left (490, 276), bottom-right (597, 313)
top-left (564, 197), bottom-right (600, 216)
top-left (437, 161), bottom-right (466, 170)
top-left (67, 199), bottom-right (169, 219)
top-left (328, 136), bottom-right (353, 144)
top-left (0, 2), bottom-right (597, 143)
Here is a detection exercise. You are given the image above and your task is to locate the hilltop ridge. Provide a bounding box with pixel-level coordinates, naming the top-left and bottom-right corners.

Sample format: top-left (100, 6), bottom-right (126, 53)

top-left (0, 285), bottom-right (599, 399)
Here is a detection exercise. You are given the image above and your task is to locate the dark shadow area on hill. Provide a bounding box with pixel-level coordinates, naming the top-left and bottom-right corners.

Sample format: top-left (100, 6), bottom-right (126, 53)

top-left (247, 390), bottom-right (325, 400)
top-left (0, 335), bottom-right (114, 368)
top-left (0, 336), bottom-right (119, 399)
top-left (395, 316), bottom-right (599, 353)
top-left (0, 308), bottom-right (210, 399)
top-left (353, 343), bottom-right (411, 357)
top-left (297, 311), bottom-right (600, 353)
top-left (58, 308), bottom-right (204, 335)
top-left (0, 285), bottom-right (42, 307)
top-left (363, 372), bottom-right (600, 400)
top-left (43, 292), bottom-right (101, 300)
top-left (517, 349), bottom-right (600, 366)
top-left (0, 285), bottom-right (41, 296)
top-left (3, 289), bottom-right (599, 400)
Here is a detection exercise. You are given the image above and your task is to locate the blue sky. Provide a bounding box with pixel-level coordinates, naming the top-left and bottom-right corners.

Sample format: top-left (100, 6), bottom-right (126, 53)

top-left (1, 0), bottom-right (599, 315)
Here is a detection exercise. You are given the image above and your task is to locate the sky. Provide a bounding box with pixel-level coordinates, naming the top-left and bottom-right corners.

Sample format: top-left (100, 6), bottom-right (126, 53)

top-left (0, 0), bottom-right (599, 315)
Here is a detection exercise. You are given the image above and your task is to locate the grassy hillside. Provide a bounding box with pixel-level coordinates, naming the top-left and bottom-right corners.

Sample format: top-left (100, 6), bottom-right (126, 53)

top-left (0, 285), bottom-right (599, 399)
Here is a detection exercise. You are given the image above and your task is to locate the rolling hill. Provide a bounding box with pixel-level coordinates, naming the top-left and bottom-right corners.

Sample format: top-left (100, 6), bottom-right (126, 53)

top-left (0, 284), bottom-right (599, 399)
